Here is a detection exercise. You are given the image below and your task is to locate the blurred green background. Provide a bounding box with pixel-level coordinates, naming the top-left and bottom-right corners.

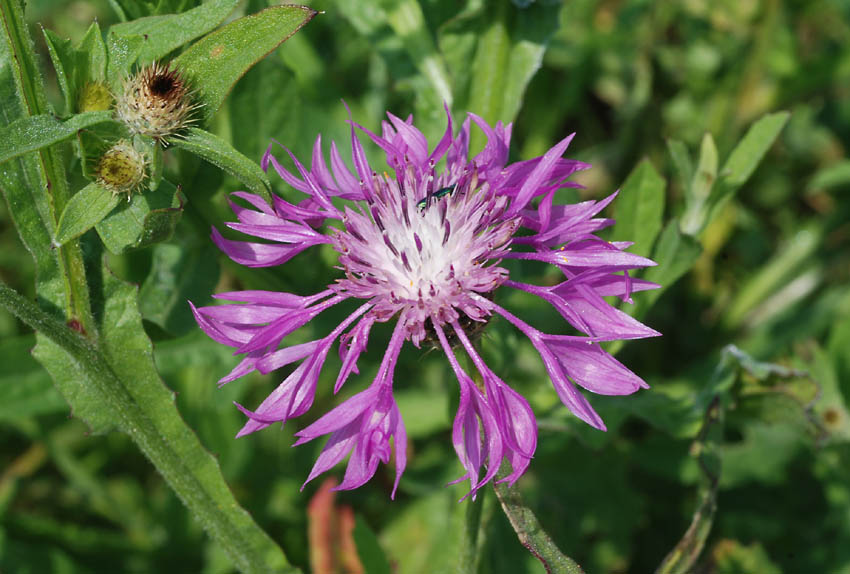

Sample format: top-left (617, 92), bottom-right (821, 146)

top-left (1, 0), bottom-right (849, 572)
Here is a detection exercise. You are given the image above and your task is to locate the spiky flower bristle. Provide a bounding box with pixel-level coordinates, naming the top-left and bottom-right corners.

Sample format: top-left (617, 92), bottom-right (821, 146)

top-left (96, 140), bottom-right (147, 196)
top-left (115, 61), bottom-right (196, 142)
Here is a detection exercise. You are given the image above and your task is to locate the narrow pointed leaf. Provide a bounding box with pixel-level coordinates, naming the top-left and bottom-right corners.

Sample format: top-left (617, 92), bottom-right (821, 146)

top-left (110, 0), bottom-right (239, 63)
top-left (173, 5), bottom-right (317, 122)
top-left (465, 1), bottom-right (560, 149)
top-left (173, 127), bottom-right (271, 200)
top-left (666, 139), bottom-right (693, 193)
top-left (717, 111), bottom-right (790, 191)
top-left (381, 0), bottom-right (453, 106)
top-left (0, 111), bottom-right (114, 165)
top-left (77, 20), bottom-right (108, 83)
top-left (42, 29), bottom-right (75, 113)
top-left (632, 219), bottom-right (702, 320)
top-left (55, 182), bottom-right (120, 246)
top-left (702, 112), bottom-right (790, 232)
top-left (611, 160), bottom-right (666, 257)
top-left (680, 133), bottom-right (717, 235)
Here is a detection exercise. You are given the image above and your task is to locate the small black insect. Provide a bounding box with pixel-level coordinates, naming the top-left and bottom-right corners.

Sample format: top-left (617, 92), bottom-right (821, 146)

top-left (416, 185), bottom-right (456, 211)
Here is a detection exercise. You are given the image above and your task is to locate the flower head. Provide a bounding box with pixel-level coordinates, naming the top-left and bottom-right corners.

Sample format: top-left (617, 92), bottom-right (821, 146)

top-left (95, 139), bottom-right (147, 197)
top-left (193, 108), bottom-right (660, 499)
top-left (115, 61), bottom-right (196, 142)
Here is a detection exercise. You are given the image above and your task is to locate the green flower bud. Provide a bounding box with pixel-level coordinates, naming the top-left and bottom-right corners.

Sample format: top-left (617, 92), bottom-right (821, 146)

top-left (96, 140), bottom-right (147, 197)
top-left (78, 82), bottom-right (113, 112)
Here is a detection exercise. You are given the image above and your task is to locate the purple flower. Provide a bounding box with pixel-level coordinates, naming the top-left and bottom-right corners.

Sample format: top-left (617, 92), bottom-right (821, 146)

top-left (192, 108), bottom-right (660, 499)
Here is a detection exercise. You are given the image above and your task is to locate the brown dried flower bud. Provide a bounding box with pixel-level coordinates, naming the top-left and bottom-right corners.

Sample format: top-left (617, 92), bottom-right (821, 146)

top-left (115, 61), bottom-right (196, 142)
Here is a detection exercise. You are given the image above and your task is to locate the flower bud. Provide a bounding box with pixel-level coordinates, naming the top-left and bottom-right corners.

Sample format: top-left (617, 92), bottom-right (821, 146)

top-left (115, 62), bottom-right (195, 142)
top-left (96, 140), bottom-right (147, 197)
top-left (78, 82), bottom-right (113, 112)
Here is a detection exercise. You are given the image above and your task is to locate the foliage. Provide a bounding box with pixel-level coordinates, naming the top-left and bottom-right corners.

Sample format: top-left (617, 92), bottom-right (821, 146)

top-left (0, 0), bottom-right (848, 573)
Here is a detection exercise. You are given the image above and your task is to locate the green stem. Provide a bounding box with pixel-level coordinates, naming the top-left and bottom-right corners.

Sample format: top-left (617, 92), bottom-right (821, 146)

top-left (456, 489), bottom-right (485, 573)
top-left (0, 281), bottom-right (296, 574)
top-left (492, 462), bottom-right (585, 574)
top-left (0, 0), bottom-right (95, 335)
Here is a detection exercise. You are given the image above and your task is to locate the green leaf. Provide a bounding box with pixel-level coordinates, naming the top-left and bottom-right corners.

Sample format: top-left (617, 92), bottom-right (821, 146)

top-left (138, 240), bottom-right (220, 336)
top-left (105, 33), bottom-right (145, 92)
top-left (666, 138), bottom-right (693, 192)
top-left (43, 22), bottom-right (108, 115)
top-left (0, 335), bottom-right (67, 421)
top-left (718, 111), bottom-right (790, 191)
top-left (680, 133), bottom-right (717, 236)
top-left (722, 224), bottom-right (821, 329)
top-left (0, 0), bottom-right (95, 333)
top-left (173, 5), bottom-right (317, 123)
top-left (95, 180), bottom-right (184, 254)
top-left (54, 183), bottom-right (120, 246)
top-left (465, 1), bottom-right (560, 149)
top-left (381, 0), bottom-right (453, 106)
top-left (807, 159), bottom-right (850, 193)
top-left (110, 0), bottom-right (238, 64)
top-left (611, 160), bottom-right (666, 257)
top-left (632, 219), bottom-right (702, 319)
top-left (0, 111), bottom-right (114, 165)
top-left (173, 127), bottom-right (271, 200)
top-left (76, 20), bottom-right (108, 84)
top-left (493, 462), bottom-right (585, 574)
top-left (703, 111), bottom-right (790, 230)
top-left (0, 274), bottom-right (295, 573)
top-left (353, 516), bottom-right (392, 574)
top-left (42, 29), bottom-right (75, 113)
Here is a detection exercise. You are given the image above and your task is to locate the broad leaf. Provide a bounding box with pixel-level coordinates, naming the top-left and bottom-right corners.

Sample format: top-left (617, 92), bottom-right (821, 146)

top-left (666, 138), bottom-right (693, 192)
top-left (611, 160), bottom-right (666, 257)
top-left (0, 111), bottom-right (114, 165)
top-left (110, 0), bottom-right (239, 64)
top-left (139, 240), bottom-right (220, 336)
top-left (174, 5), bottom-right (317, 123)
top-left (381, 0), bottom-right (453, 106)
top-left (703, 112), bottom-right (790, 231)
top-left (463, 1), bottom-right (561, 149)
top-left (173, 127), bottom-right (271, 200)
top-left (55, 183), bottom-right (120, 246)
top-left (95, 179), bottom-right (184, 253)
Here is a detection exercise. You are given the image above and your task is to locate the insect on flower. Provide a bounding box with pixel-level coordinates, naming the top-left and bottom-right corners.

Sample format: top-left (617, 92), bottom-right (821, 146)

top-left (191, 107), bottom-right (661, 500)
top-left (416, 184), bottom-right (458, 211)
